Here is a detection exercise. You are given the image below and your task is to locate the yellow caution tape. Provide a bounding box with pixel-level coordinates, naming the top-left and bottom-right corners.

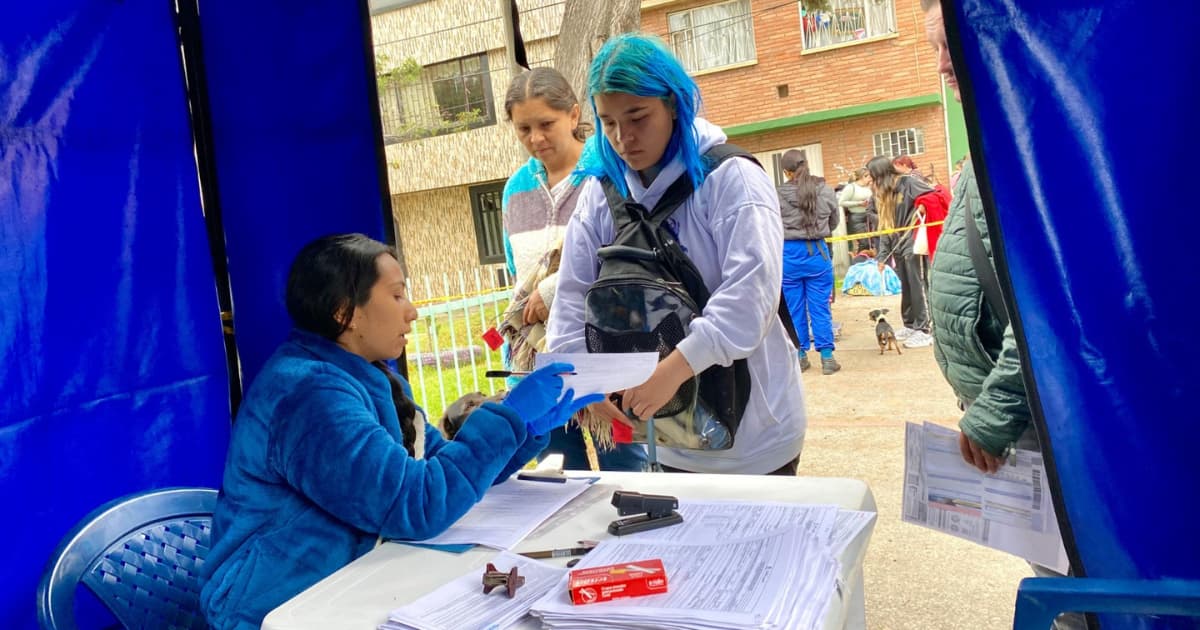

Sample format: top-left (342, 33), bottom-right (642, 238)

top-left (825, 221), bottom-right (944, 244)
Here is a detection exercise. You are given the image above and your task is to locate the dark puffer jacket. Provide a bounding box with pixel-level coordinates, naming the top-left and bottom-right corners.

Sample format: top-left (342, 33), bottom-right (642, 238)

top-left (928, 162), bottom-right (1031, 456)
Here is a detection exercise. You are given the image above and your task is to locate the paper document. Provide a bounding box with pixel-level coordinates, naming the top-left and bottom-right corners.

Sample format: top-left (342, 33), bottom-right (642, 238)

top-left (902, 421), bottom-right (1069, 573)
top-left (417, 478), bottom-right (592, 550)
top-left (535, 352), bottom-right (659, 397)
top-left (829, 510), bottom-right (877, 557)
top-left (379, 551), bottom-right (565, 630)
top-left (620, 500), bottom-right (842, 546)
top-left (530, 524), bottom-right (840, 630)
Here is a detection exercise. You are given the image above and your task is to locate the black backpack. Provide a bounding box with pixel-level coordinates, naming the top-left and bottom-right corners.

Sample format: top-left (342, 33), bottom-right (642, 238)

top-left (583, 144), bottom-right (800, 450)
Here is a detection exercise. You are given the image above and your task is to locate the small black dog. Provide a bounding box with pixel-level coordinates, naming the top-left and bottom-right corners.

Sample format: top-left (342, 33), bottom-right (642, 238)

top-left (869, 308), bottom-right (902, 355)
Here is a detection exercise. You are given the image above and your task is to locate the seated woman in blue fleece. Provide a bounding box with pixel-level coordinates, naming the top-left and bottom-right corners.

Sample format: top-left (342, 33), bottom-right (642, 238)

top-left (199, 233), bottom-right (599, 630)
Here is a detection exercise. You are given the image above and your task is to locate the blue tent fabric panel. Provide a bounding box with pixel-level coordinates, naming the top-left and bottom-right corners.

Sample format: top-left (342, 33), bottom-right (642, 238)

top-left (0, 2), bottom-right (231, 627)
top-left (198, 0), bottom-right (393, 388)
top-left (950, 2), bottom-right (1199, 626)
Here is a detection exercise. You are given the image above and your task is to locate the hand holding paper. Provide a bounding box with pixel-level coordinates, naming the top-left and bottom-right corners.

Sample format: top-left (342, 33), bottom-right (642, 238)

top-left (621, 350), bottom-right (694, 420)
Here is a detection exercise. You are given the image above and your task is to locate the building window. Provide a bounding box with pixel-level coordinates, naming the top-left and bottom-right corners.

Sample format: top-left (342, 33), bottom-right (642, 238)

top-left (376, 53), bottom-right (495, 144)
top-left (469, 181), bottom-right (506, 265)
top-left (799, 0), bottom-right (897, 52)
top-left (873, 128), bottom-right (925, 158)
top-left (668, 0), bottom-right (756, 73)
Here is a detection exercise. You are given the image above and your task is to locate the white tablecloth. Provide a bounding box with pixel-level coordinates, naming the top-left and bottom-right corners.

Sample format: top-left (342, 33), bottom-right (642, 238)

top-left (262, 472), bottom-right (876, 630)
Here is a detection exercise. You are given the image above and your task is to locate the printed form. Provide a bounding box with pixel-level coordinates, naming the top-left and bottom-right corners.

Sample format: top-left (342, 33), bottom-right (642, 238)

top-left (530, 525), bottom-right (839, 629)
top-left (902, 421), bottom-right (1069, 573)
top-left (417, 478), bottom-right (592, 550)
top-left (379, 551), bottom-right (562, 630)
top-left (620, 500), bottom-right (838, 545)
top-left (534, 352), bottom-right (659, 397)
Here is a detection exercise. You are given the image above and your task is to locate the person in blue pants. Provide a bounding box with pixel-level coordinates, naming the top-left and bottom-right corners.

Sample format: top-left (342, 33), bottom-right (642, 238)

top-left (776, 149), bottom-right (841, 375)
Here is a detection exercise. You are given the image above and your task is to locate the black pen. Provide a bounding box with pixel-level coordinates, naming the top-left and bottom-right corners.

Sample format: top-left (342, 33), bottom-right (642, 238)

top-left (485, 370), bottom-right (577, 378)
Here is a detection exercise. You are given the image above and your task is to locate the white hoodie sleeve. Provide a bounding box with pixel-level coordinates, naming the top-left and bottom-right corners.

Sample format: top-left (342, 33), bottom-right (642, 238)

top-left (675, 158), bottom-right (783, 374)
top-left (545, 179), bottom-right (609, 355)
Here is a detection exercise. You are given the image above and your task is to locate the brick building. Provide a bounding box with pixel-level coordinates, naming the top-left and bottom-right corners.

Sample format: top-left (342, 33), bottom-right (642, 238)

top-left (370, 0), bottom-right (968, 282)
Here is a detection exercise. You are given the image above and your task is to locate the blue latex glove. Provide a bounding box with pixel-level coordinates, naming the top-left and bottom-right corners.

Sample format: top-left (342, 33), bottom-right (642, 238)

top-left (502, 362), bottom-right (603, 436)
top-left (526, 388), bottom-right (604, 437)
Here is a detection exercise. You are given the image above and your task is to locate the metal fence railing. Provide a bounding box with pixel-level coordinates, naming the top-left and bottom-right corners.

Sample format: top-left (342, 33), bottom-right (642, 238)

top-left (404, 266), bottom-right (514, 425)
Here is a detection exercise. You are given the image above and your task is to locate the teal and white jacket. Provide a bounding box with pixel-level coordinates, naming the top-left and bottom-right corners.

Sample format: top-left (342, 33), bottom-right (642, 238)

top-left (501, 139), bottom-right (598, 307)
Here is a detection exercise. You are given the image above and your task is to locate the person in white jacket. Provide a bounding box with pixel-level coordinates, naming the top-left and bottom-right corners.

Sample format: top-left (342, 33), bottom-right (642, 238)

top-left (545, 33), bottom-right (806, 475)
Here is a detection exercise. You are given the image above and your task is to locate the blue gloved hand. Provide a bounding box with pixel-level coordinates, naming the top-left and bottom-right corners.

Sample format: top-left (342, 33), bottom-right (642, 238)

top-left (525, 388), bottom-right (605, 437)
top-left (501, 362), bottom-right (604, 436)
top-left (501, 362), bottom-right (576, 426)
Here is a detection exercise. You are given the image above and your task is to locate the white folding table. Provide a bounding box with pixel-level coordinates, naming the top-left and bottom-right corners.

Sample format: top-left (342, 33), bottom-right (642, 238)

top-left (262, 472), bottom-right (876, 630)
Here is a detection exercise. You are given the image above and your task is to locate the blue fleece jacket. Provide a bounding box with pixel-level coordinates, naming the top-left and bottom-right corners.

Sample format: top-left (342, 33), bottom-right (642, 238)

top-left (199, 329), bottom-right (547, 630)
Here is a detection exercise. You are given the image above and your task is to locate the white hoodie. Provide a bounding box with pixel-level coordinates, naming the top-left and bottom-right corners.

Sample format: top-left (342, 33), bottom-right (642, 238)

top-left (545, 119), bottom-right (806, 474)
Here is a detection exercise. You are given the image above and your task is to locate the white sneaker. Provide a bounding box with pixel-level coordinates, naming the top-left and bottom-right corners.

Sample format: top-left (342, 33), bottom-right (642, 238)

top-left (894, 327), bottom-right (917, 340)
top-left (904, 331), bottom-right (933, 348)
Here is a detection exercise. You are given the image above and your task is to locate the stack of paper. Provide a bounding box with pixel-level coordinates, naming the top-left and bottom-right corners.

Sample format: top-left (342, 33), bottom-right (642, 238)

top-left (379, 551), bottom-right (565, 630)
top-left (385, 499), bottom-right (875, 629)
top-left (524, 501), bottom-right (873, 629)
top-left (416, 478), bottom-right (593, 549)
top-left (529, 524), bottom-right (840, 629)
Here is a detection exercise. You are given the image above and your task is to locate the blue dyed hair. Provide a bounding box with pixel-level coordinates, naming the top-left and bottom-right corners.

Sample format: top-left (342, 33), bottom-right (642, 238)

top-left (585, 33), bottom-right (705, 197)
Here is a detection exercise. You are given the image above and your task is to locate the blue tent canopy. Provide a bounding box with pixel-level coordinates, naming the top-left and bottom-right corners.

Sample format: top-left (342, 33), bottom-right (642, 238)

top-left (2, 0), bottom-right (1196, 627)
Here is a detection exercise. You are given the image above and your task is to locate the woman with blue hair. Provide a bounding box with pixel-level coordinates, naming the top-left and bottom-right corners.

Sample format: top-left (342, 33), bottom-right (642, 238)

top-left (545, 34), bottom-right (807, 475)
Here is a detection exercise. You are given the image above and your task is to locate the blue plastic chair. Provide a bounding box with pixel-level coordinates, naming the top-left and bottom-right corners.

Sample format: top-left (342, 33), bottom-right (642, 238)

top-left (37, 487), bottom-right (218, 630)
top-left (1014, 577), bottom-right (1200, 629)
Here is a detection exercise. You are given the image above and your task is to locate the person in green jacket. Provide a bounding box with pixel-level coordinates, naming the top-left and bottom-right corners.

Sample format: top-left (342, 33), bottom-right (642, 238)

top-left (922, 2), bottom-right (1084, 628)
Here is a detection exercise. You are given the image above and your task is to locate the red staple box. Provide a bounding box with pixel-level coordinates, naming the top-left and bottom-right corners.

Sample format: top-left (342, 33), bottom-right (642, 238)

top-left (568, 559), bottom-right (668, 605)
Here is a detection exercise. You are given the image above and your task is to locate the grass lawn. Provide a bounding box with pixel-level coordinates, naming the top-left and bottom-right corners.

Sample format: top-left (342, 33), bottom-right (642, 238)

top-left (408, 297), bottom-right (510, 359)
top-left (403, 358), bottom-right (507, 426)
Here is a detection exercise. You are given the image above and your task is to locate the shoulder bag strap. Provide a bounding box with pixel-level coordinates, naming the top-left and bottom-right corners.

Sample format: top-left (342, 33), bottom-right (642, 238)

top-left (962, 195), bottom-right (1010, 329)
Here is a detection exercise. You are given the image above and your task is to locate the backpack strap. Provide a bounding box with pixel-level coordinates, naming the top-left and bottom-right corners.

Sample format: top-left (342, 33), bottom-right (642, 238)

top-left (599, 178), bottom-right (640, 228)
top-left (704, 143), bottom-right (761, 169)
top-left (598, 143), bottom-right (802, 348)
top-left (963, 194), bottom-right (1010, 330)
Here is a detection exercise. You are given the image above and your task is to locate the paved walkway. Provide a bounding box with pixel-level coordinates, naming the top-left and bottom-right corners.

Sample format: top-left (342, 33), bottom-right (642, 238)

top-left (801, 293), bottom-right (1030, 630)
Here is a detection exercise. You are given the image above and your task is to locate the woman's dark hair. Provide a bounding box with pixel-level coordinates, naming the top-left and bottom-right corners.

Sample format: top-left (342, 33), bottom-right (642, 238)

top-left (504, 67), bottom-right (592, 141)
top-left (866, 155), bottom-right (901, 230)
top-left (286, 233), bottom-right (392, 339)
top-left (286, 233), bottom-right (418, 454)
top-left (781, 149), bottom-right (826, 235)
